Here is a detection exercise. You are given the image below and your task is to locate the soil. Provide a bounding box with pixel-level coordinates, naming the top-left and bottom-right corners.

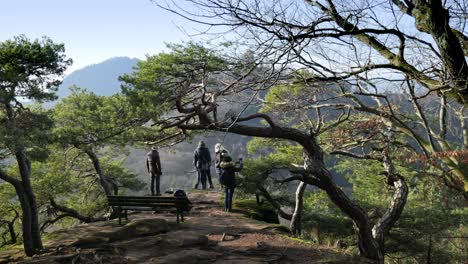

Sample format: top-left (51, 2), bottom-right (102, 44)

top-left (1, 190), bottom-right (362, 264)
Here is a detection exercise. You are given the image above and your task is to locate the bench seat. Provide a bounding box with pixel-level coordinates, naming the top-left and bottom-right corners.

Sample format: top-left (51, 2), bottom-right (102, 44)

top-left (107, 195), bottom-right (192, 224)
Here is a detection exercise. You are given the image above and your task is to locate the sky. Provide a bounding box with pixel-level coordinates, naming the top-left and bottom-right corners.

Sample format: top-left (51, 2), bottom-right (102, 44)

top-left (0, 0), bottom-right (198, 74)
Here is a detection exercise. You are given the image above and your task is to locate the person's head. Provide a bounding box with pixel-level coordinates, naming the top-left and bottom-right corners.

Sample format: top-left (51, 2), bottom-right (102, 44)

top-left (151, 146), bottom-right (158, 151)
top-left (198, 140), bottom-right (205, 147)
top-left (220, 149), bottom-right (229, 156)
top-left (222, 155), bottom-right (232, 162)
top-left (214, 143), bottom-right (222, 153)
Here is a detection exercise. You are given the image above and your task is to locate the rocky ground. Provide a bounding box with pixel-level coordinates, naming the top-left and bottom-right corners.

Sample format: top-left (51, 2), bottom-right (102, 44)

top-left (0, 191), bottom-right (363, 264)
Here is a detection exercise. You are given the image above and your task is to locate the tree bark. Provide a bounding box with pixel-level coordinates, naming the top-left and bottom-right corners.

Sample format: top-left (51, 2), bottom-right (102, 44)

top-left (49, 198), bottom-right (106, 223)
top-left (290, 181), bottom-right (306, 236)
top-left (291, 130), bottom-right (383, 262)
top-left (13, 183), bottom-right (35, 256)
top-left (7, 210), bottom-right (19, 244)
top-left (83, 147), bottom-right (116, 196)
top-left (8, 222), bottom-right (17, 244)
top-left (255, 193), bottom-right (263, 205)
top-left (257, 185), bottom-right (292, 220)
top-left (302, 150), bottom-right (383, 262)
top-left (81, 147), bottom-right (122, 219)
top-left (15, 150), bottom-right (43, 252)
top-left (411, 0), bottom-right (468, 101)
top-left (1, 154), bottom-right (42, 256)
top-left (372, 176), bottom-right (408, 254)
top-left (371, 131), bottom-right (408, 253)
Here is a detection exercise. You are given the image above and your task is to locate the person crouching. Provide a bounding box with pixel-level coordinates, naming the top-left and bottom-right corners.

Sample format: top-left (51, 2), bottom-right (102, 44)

top-left (219, 155), bottom-right (243, 212)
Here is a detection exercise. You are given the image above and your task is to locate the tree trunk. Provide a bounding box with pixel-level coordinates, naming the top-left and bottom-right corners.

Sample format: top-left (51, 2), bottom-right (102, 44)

top-left (8, 221), bottom-right (17, 244)
top-left (0, 163), bottom-right (37, 256)
top-left (411, 0), bottom-right (468, 102)
top-left (15, 150), bottom-right (43, 253)
top-left (290, 181), bottom-right (306, 236)
top-left (255, 193), bottom-right (263, 205)
top-left (7, 211), bottom-right (19, 244)
top-left (301, 140), bottom-right (384, 262)
top-left (14, 184), bottom-right (35, 256)
top-left (257, 185), bottom-right (292, 220)
top-left (82, 147), bottom-right (122, 219)
top-left (426, 234), bottom-right (432, 264)
top-left (315, 173), bottom-right (382, 262)
top-left (49, 198), bottom-right (106, 223)
top-left (83, 147), bottom-right (116, 196)
top-left (371, 176), bottom-right (408, 253)
top-left (372, 133), bottom-right (408, 253)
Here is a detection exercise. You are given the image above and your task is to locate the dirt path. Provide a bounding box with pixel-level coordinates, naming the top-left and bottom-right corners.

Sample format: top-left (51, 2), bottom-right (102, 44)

top-left (176, 191), bottom-right (349, 263)
top-left (4, 190), bottom-right (356, 264)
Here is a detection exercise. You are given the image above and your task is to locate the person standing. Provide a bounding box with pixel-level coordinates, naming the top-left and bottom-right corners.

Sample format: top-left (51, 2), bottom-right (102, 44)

top-left (219, 155), bottom-right (243, 212)
top-left (193, 141), bottom-right (213, 189)
top-left (146, 146), bottom-right (162, 196)
top-left (214, 143), bottom-right (229, 183)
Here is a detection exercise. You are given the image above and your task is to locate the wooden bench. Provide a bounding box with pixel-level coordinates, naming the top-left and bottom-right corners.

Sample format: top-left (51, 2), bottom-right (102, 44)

top-left (107, 195), bottom-right (192, 224)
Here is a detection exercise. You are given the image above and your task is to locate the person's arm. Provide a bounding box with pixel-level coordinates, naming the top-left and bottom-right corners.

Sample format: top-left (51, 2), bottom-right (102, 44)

top-left (146, 158), bottom-right (150, 173)
top-left (234, 159), bottom-right (243, 172)
top-left (193, 150), bottom-right (198, 167)
top-left (156, 151), bottom-right (162, 175)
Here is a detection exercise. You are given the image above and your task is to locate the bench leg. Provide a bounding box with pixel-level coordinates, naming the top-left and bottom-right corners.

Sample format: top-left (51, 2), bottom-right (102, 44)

top-left (125, 210), bottom-right (128, 221)
top-left (176, 208), bottom-right (180, 224)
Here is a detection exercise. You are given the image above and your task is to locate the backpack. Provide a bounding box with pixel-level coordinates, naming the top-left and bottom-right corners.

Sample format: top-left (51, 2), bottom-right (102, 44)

top-left (219, 167), bottom-right (236, 187)
top-left (173, 189), bottom-right (191, 211)
top-left (173, 189), bottom-right (187, 198)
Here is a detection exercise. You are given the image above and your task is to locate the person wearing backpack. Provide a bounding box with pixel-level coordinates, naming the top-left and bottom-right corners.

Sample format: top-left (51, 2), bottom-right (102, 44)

top-left (219, 155), bottom-right (243, 212)
top-left (146, 146), bottom-right (162, 196)
top-left (193, 141), bottom-right (213, 189)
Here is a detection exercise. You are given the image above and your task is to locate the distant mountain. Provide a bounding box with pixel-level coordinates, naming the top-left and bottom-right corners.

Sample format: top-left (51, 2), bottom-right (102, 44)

top-left (57, 57), bottom-right (139, 98)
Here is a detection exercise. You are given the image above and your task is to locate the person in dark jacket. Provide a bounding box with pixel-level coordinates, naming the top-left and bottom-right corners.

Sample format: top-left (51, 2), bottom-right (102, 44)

top-left (193, 141), bottom-right (213, 189)
top-left (146, 146), bottom-right (162, 196)
top-left (219, 155), bottom-right (243, 212)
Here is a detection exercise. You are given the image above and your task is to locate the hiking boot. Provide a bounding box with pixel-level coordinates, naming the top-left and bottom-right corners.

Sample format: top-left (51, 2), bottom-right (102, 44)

top-left (209, 186), bottom-right (214, 189)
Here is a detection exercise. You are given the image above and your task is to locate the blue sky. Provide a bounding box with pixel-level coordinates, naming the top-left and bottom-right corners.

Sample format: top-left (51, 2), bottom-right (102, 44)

top-left (0, 0), bottom-right (196, 74)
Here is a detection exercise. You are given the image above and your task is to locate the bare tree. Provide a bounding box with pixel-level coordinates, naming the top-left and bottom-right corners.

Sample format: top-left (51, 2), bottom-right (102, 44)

top-left (155, 0), bottom-right (468, 195)
top-left (121, 43), bottom-right (410, 262)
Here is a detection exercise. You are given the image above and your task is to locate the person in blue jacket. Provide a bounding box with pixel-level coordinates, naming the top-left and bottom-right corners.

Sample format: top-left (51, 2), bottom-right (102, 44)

top-left (219, 155), bottom-right (243, 212)
top-left (193, 141), bottom-right (213, 189)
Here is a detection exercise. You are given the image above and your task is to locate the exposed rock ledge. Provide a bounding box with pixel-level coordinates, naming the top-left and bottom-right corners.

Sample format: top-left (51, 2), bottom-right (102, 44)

top-left (2, 191), bottom-right (362, 264)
